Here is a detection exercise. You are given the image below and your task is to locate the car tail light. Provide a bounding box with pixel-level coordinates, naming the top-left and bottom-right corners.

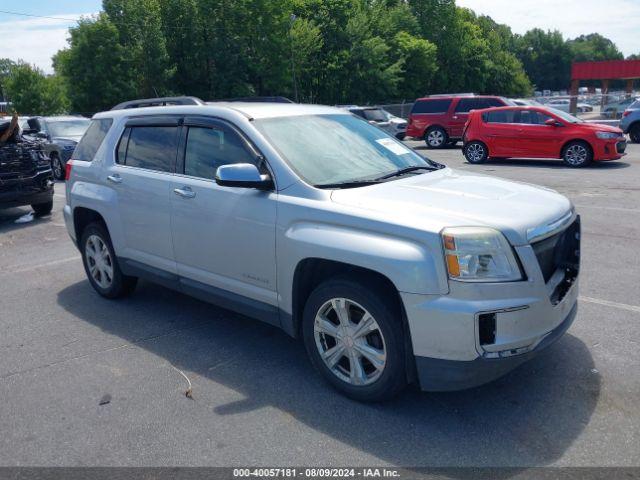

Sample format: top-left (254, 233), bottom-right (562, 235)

top-left (64, 160), bottom-right (73, 181)
top-left (622, 110), bottom-right (631, 117)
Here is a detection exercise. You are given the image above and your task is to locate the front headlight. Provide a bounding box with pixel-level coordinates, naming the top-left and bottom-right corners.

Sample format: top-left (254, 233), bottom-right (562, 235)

top-left (442, 227), bottom-right (523, 282)
top-left (595, 131), bottom-right (619, 140)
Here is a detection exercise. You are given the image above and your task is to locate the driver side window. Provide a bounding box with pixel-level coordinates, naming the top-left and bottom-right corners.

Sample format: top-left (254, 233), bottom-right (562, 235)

top-left (183, 126), bottom-right (256, 180)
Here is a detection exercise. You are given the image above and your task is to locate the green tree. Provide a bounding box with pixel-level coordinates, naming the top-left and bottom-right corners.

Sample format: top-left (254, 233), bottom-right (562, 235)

top-left (4, 62), bottom-right (68, 114)
top-left (0, 58), bottom-right (17, 101)
top-left (568, 33), bottom-right (624, 62)
top-left (392, 31), bottom-right (437, 99)
top-left (54, 14), bottom-right (136, 113)
top-left (515, 29), bottom-right (572, 91)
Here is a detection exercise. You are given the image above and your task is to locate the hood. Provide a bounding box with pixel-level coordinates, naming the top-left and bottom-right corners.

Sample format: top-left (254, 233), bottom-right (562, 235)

top-left (576, 122), bottom-right (622, 134)
top-left (330, 168), bottom-right (572, 245)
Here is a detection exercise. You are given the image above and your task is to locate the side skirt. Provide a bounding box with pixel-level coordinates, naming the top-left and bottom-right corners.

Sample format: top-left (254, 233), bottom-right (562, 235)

top-left (119, 257), bottom-right (281, 328)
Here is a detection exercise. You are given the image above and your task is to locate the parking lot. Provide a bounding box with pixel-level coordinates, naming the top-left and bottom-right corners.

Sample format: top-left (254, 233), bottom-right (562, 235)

top-left (1, 142), bottom-right (639, 467)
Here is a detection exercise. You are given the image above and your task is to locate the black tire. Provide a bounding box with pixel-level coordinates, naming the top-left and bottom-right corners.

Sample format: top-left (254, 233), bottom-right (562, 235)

top-left (302, 275), bottom-right (406, 402)
top-left (51, 153), bottom-right (65, 181)
top-left (31, 200), bottom-right (53, 217)
top-left (630, 124), bottom-right (640, 143)
top-left (80, 222), bottom-right (137, 299)
top-left (463, 141), bottom-right (489, 164)
top-left (395, 133), bottom-right (406, 141)
top-left (424, 126), bottom-right (448, 149)
top-left (562, 140), bottom-right (593, 168)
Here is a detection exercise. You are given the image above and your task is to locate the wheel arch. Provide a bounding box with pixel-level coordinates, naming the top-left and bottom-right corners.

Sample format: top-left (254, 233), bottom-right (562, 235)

top-left (73, 207), bottom-right (108, 245)
top-left (559, 138), bottom-right (594, 158)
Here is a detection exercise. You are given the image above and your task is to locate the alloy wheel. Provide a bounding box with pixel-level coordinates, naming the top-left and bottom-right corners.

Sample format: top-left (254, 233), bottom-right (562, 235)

top-left (313, 298), bottom-right (387, 386)
top-left (466, 143), bottom-right (485, 163)
top-left (85, 234), bottom-right (114, 289)
top-left (565, 144), bottom-right (588, 166)
top-left (427, 130), bottom-right (445, 147)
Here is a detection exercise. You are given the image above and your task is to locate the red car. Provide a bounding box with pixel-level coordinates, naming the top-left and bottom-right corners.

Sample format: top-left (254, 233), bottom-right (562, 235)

top-left (407, 95), bottom-right (512, 148)
top-left (462, 106), bottom-right (627, 168)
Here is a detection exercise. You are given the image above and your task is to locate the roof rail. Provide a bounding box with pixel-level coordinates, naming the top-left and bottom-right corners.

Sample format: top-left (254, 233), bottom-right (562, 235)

top-left (427, 93), bottom-right (476, 98)
top-left (111, 96), bottom-right (204, 110)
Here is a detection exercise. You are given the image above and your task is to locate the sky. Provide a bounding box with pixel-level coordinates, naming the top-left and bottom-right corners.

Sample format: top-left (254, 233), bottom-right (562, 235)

top-left (0, 0), bottom-right (639, 74)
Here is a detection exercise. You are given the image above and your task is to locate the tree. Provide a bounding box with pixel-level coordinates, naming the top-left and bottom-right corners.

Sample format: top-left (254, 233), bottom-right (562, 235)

top-left (568, 34), bottom-right (624, 62)
top-left (392, 31), bottom-right (437, 99)
top-left (54, 14), bottom-right (136, 113)
top-left (0, 58), bottom-right (17, 101)
top-left (515, 29), bottom-right (573, 91)
top-left (4, 62), bottom-right (68, 114)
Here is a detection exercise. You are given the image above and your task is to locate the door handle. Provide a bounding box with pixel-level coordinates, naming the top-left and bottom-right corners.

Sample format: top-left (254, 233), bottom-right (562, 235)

top-left (107, 174), bottom-right (122, 184)
top-left (174, 187), bottom-right (196, 199)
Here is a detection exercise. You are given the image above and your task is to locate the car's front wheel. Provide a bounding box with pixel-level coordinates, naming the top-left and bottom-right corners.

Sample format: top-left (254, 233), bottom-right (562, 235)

top-left (31, 200), bottom-right (53, 216)
top-left (424, 127), bottom-right (448, 149)
top-left (562, 141), bottom-right (592, 167)
top-left (51, 153), bottom-right (65, 181)
top-left (302, 276), bottom-right (407, 402)
top-left (80, 222), bottom-right (137, 299)
top-left (630, 124), bottom-right (640, 143)
top-left (463, 141), bottom-right (488, 164)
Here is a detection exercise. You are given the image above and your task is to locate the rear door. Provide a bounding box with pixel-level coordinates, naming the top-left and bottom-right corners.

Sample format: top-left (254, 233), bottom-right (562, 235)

top-left (482, 109), bottom-right (522, 156)
top-left (106, 116), bottom-right (180, 273)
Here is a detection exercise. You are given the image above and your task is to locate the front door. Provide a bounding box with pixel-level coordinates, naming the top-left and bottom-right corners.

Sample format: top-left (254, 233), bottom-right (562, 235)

top-left (170, 117), bottom-right (278, 310)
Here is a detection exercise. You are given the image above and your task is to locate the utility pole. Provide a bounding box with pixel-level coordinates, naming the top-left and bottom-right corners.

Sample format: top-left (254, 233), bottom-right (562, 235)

top-left (289, 14), bottom-right (298, 103)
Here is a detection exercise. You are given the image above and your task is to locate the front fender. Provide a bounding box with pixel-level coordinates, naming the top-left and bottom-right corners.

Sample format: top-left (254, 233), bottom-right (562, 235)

top-left (277, 221), bottom-right (448, 317)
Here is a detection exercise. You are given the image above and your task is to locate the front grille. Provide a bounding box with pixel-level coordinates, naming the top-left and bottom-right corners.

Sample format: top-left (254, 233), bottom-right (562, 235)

top-left (531, 216), bottom-right (580, 302)
top-left (616, 140), bottom-right (627, 154)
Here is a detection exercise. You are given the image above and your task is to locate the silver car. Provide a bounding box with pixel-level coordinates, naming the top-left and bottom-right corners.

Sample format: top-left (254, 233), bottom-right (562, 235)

top-left (64, 97), bottom-right (579, 401)
top-left (345, 106), bottom-right (407, 139)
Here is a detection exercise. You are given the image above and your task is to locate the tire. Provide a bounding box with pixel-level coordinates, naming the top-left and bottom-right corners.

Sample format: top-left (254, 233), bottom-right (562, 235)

top-left (31, 200), bottom-right (53, 216)
top-left (630, 124), bottom-right (640, 143)
top-left (302, 275), bottom-right (407, 402)
top-left (424, 126), bottom-right (448, 149)
top-left (463, 141), bottom-right (488, 164)
top-left (395, 133), bottom-right (406, 141)
top-left (51, 153), bottom-right (65, 181)
top-left (80, 222), bottom-right (137, 299)
top-left (562, 141), bottom-right (593, 168)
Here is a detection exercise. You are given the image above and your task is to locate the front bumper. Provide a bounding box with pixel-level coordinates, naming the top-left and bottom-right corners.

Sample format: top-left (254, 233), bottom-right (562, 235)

top-left (403, 217), bottom-right (580, 391)
top-left (594, 138), bottom-right (626, 160)
top-left (0, 169), bottom-right (54, 208)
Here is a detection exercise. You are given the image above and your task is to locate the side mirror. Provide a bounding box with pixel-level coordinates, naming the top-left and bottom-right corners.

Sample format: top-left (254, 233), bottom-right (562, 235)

top-left (545, 118), bottom-right (560, 127)
top-left (215, 163), bottom-right (273, 190)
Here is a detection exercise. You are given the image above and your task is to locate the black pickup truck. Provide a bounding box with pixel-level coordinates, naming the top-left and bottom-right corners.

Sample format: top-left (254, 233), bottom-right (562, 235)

top-left (0, 116), bottom-right (54, 216)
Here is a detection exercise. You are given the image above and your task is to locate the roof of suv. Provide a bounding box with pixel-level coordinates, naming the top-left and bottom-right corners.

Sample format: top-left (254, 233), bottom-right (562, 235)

top-left (95, 102), bottom-right (346, 121)
top-left (415, 95), bottom-right (503, 102)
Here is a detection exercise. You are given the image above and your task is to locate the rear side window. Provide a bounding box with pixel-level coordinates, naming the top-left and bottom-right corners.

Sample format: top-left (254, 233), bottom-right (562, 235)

top-left (411, 99), bottom-right (452, 114)
top-left (117, 126), bottom-right (178, 173)
top-left (455, 98), bottom-right (495, 113)
top-left (71, 118), bottom-right (113, 161)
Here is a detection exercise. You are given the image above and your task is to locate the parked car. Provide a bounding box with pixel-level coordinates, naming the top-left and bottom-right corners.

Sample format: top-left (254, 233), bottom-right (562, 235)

top-left (601, 97), bottom-right (638, 119)
top-left (462, 106), bottom-right (626, 167)
top-left (345, 106), bottom-right (407, 139)
top-left (619, 100), bottom-right (640, 143)
top-left (407, 94), bottom-right (514, 148)
top-left (64, 97), bottom-right (580, 401)
top-left (24, 116), bottom-right (90, 180)
top-left (511, 98), bottom-right (544, 107)
top-left (0, 115), bottom-right (54, 215)
top-left (545, 98), bottom-right (593, 113)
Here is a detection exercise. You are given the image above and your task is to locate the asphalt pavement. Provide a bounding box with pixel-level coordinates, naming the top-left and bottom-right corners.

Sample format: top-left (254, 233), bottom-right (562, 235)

top-left (0, 142), bottom-right (638, 467)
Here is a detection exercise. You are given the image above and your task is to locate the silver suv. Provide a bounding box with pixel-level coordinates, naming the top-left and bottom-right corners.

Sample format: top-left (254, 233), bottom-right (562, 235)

top-left (64, 97), bottom-right (580, 401)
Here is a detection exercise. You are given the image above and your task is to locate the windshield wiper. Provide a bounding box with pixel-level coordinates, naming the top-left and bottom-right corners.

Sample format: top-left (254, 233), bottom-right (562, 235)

top-left (375, 165), bottom-right (439, 181)
top-left (315, 179), bottom-right (382, 189)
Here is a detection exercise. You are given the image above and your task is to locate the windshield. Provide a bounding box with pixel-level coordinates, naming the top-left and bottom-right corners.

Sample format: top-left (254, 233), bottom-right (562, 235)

top-left (48, 119), bottom-right (90, 137)
top-left (548, 108), bottom-right (584, 123)
top-left (254, 114), bottom-right (437, 187)
top-left (362, 109), bottom-right (387, 122)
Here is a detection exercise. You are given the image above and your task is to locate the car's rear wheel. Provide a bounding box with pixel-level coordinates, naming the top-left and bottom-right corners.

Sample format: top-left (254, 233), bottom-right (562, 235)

top-left (51, 153), bottom-right (64, 181)
top-left (463, 141), bottom-right (488, 164)
top-left (302, 276), bottom-right (406, 402)
top-left (562, 141), bottom-right (592, 167)
top-left (31, 200), bottom-right (53, 216)
top-left (630, 124), bottom-right (640, 143)
top-left (80, 222), bottom-right (137, 299)
top-left (424, 127), bottom-right (447, 149)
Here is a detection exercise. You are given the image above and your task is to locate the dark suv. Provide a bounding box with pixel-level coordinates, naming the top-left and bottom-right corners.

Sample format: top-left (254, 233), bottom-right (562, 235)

top-left (407, 94), bottom-right (514, 148)
top-left (24, 116), bottom-right (90, 180)
top-left (0, 115), bottom-right (54, 215)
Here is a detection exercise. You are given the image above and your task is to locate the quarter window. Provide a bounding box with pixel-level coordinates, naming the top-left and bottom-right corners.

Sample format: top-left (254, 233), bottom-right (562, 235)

top-left (119, 126), bottom-right (178, 172)
top-left (411, 99), bottom-right (452, 114)
top-left (71, 118), bottom-right (113, 162)
top-left (183, 126), bottom-right (255, 179)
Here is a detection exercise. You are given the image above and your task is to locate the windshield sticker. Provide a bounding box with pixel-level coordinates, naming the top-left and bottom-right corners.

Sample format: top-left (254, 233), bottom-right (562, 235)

top-left (376, 138), bottom-right (411, 155)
